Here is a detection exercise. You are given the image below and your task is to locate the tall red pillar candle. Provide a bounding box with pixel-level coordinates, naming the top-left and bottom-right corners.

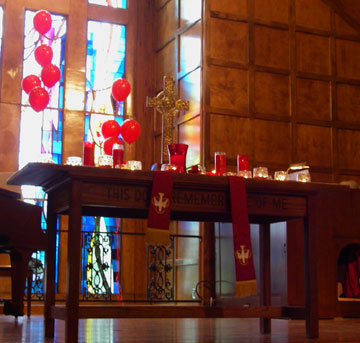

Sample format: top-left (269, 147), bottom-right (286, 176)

top-left (83, 141), bottom-right (95, 166)
top-left (237, 154), bottom-right (249, 172)
top-left (112, 143), bottom-right (124, 168)
top-left (215, 152), bottom-right (226, 176)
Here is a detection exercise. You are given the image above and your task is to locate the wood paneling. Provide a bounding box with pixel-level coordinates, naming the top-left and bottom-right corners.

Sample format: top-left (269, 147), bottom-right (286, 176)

top-left (295, 0), bottom-right (330, 31)
top-left (334, 14), bottom-right (359, 36)
top-left (210, 18), bottom-right (248, 65)
top-left (209, 115), bottom-right (251, 162)
top-left (254, 72), bottom-right (290, 116)
top-left (295, 124), bottom-right (332, 167)
top-left (254, 26), bottom-right (290, 69)
top-left (155, 40), bottom-right (177, 91)
top-left (209, 0), bottom-right (247, 17)
top-left (296, 32), bottom-right (330, 74)
top-left (336, 39), bottom-right (360, 79)
top-left (337, 129), bottom-right (360, 170)
top-left (253, 120), bottom-right (291, 165)
top-left (296, 78), bottom-right (331, 121)
top-left (208, 66), bottom-right (248, 113)
top-left (337, 83), bottom-right (360, 123)
top-left (156, 0), bottom-right (177, 48)
top-left (254, 0), bottom-right (289, 23)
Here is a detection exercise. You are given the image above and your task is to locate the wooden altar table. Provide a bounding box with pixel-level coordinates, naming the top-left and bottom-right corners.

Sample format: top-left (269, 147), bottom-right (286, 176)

top-left (7, 163), bottom-right (346, 343)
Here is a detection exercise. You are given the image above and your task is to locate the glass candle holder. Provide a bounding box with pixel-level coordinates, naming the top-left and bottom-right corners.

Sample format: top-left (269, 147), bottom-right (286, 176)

top-left (126, 160), bottom-right (142, 170)
top-left (237, 154), bottom-right (249, 173)
top-left (215, 152), bottom-right (226, 176)
top-left (112, 143), bottom-right (124, 168)
top-left (238, 170), bottom-right (252, 179)
top-left (297, 172), bottom-right (311, 183)
top-left (274, 171), bottom-right (288, 181)
top-left (38, 153), bottom-right (54, 164)
top-left (83, 141), bottom-right (95, 166)
top-left (253, 167), bottom-right (269, 179)
top-left (168, 143), bottom-right (188, 173)
top-left (97, 154), bottom-right (113, 168)
top-left (161, 163), bottom-right (178, 172)
top-left (66, 156), bottom-right (83, 166)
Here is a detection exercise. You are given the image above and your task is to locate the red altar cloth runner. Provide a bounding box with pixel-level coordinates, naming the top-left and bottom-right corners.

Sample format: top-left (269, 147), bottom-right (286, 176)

top-left (229, 176), bottom-right (257, 297)
top-left (146, 171), bottom-right (173, 246)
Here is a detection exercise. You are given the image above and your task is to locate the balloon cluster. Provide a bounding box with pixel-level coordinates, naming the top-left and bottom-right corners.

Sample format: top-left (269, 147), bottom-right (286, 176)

top-left (21, 10), bottom-right (61, 112)
top-left (99, 77), bottom-right (141, 154)
top-left (101, 118), bottom-right (141, 155)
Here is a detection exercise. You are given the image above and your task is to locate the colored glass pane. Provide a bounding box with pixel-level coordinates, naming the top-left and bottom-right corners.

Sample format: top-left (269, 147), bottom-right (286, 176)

top-left (88, 0), bottom-right (127, 9)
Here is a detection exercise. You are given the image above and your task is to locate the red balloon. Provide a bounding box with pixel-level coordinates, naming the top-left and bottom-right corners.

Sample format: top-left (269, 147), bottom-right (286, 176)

top-left (35, 44), bottom-right (53, 66)
top-left (33, 10), bottom-right (52, 35)
top-left (103, 136), bottom-right (123, 155)
top-left (41, 64), bottom-right (60, 88)
top-left (111, 78), bottom-right (131, 102)
top-left (29, 87), bottom-right (49, 112)
top-left (21, 75), bottom-right (41, 94)
top-left (101, 120), bottom-right (121, 139)
top-left (121, 119), bottom-right (141, 144)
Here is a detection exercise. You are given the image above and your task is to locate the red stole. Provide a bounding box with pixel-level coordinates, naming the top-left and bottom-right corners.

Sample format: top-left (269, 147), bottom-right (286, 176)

top-left (229, 176), bottom-right (257, 296)
top-left (146, 171), bottom-right (173, 246)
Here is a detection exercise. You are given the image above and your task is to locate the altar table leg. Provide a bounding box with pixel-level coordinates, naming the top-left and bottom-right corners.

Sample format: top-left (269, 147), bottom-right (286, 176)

top-left (201, 222), bottom-right (216, 305)
top-left (304, 195), bottom-right (319, 338)
top-left (259, 222), bottom-right (271, 334)
top-left (65, 181), bottom-right (83, 343)
top-left (44, 194), bottom-right (57, 338)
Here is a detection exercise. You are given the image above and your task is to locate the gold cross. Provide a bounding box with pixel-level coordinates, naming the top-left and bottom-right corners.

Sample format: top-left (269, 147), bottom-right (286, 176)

top-left (146, 76), bottom-right (189, 164)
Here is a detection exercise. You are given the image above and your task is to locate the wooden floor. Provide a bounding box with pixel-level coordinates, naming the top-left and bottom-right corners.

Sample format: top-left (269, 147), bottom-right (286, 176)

top-left (1, 315), bottom-right (360, 343)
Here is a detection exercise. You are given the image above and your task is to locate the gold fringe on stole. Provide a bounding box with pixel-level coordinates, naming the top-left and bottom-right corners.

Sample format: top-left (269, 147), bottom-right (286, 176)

top-left (146, 228), bottom-right (171, 246)
top-left (236, 279), bottom-right (257, 297)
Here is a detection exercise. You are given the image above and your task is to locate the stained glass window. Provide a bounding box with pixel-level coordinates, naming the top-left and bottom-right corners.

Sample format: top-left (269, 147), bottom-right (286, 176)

top-left (20, 10), bottom-right (66, 293)
top-left (88, 0), bottom-right (127, 9)
top-left (83, 20), bottom-right (127, 297)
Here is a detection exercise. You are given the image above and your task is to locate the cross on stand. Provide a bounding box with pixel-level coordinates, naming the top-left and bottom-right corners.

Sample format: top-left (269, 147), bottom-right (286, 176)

top-left (146, 76), bottom-right (189, 164)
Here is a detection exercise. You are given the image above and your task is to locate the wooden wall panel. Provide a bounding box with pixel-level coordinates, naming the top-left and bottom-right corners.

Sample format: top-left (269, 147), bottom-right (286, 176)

top-left (209, 114), bottom-right (251, 163)
top-left (337, 129), bottom-right (360, 170)
top-left (208, 66), bottom-right (248, 113)
top-left (210, 19), bottom-right (248, 64)
top-left (296, 78), bottom-right (331, 121)
top-left (337, 83), bottom-right (360, 123)
top-left (253, 120), bottom-right (291, 165)
top-left (254, 72), bottom-right (290, 116)
top-left (296, 32), bottom-right (330, 74)
top-left (295, 124), bottom-right (332, 167)
top-left (295, 0), bottom-right (330, 31)
top-left (254, 26), bottom-right (289, 69)
top-left (155, 40), bottom-right (176, 91)
top-left (254, 0), bottom-right (289, 23)
top-left (336, 39), bottom-right (360, 79)
top-left (209, 0), bottom-right (247, 17)
top-left (156, 0), bottom-right (177, 48)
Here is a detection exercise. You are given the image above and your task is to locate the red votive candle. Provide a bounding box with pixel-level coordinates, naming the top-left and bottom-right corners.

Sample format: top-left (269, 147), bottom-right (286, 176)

top-left (112, 143), bottom-right (124, 168)
top-left (215, 152), bottom-right (226, 176)
top-left (168, 143), bottom-right (188, 173)
top-left (83, 141), bottom-right (95, 166)
top-left (237, 154), bottom-right (249, 172)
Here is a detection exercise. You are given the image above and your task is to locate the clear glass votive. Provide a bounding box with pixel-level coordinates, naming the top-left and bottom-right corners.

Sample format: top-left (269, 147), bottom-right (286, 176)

top-left (215, 151), bottom-right (226, 176)
top-left (253, 167), bottom-right (269, 179)
top-left (126, 160), bottom-right (142, 170)
top-left (274, 171), bottom-right (288, 181)
top-left (237, 170), bottom-right (252, 179)
top-left (161, 163), bottom-right (178, 172)
top-left (66, 156), bottom-right (83, 166)
top-left (97, 154), bottom-right (113, 168)
top-left (37, 153), bottom-right (54, 164)
top-left (297, 172), bottom-right (311, 183)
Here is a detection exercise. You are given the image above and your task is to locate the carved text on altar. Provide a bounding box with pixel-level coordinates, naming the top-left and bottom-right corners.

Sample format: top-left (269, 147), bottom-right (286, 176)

top-left (249, 196), bottom-right (289, 210)
top-left (172, 191), bottom-right (225, 207)
top-left (106, 187), bottom-right (148, 203)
